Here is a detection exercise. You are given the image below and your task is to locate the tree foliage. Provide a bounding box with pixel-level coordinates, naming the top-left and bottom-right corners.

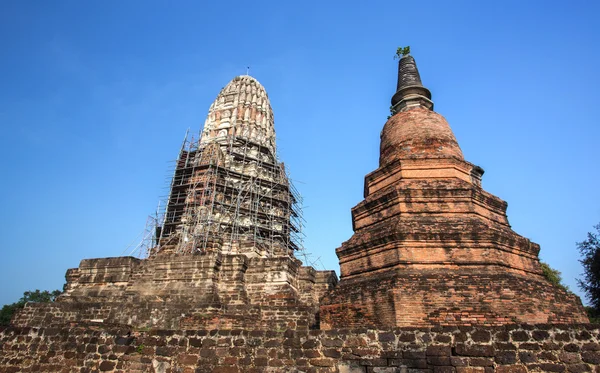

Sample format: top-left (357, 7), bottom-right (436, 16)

top-left (578, 224), bottom-right (600, 312)
top-left (394, 46), bottom-right (411, 60)
top-left (540, 261), bottom-right (570, 292)
top-left (585, 306), bottom-right (600, 324)
top-left (0, 303), bottom-right (21, 327)
top-left (0, 289), bottom-right (61, 326)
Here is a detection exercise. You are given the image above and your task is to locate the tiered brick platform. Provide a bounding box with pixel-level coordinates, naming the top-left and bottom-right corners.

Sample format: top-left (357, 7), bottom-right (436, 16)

top-left (13, 253), bottom-right (337, 330)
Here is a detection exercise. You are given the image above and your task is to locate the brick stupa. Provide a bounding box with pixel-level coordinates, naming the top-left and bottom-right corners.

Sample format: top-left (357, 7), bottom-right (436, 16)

top-left (319, 53), bottom-right (588, 328)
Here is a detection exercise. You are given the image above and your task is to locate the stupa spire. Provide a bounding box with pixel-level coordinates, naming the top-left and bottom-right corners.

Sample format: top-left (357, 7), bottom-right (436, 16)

top-left (391, 52), bottom-right (434, 112)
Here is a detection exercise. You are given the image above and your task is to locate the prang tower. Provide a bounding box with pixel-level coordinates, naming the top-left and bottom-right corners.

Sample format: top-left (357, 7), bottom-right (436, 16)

top-left (320, 53), bottom-right (588, 327)
top-left (12, 75), bottom-right (337, 330)
top-left (158, 75), bottom-right (300, 258)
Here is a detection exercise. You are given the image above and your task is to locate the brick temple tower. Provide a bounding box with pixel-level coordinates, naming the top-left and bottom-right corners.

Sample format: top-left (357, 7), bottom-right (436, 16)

top-left (319, 53), bottom-right (588, 328)
top-left (158, 75), bottom-right (301, 258)
top-left (12, 75), bottom-right (337, 330)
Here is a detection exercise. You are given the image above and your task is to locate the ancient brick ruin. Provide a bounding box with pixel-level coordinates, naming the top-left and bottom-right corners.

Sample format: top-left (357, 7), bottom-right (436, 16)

top-left (319, 54), bottom-right (587, 328)
top-left (0, 54), bottom-right (594, 373)
top-left (10, 75), bottom-right (338, 331)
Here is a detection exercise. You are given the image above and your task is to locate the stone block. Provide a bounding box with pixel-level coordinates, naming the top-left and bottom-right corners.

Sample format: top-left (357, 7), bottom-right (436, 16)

top-left (456, 368), bottom-right (485, 373)
top-left (470, 331), bottom-right (491, 343)
top-left (559, 353), bottom-right (582, 364)
top-left (427, 346), bottom-right (452, 356)
top-left (495, 351), bottom-right (517, 365)
top-left (379, 332), bottom-right (395, 343)
top-left (511, 331), bottom-right (529, 342)
top-left (519, 351), bottom-right (538, 363)
top-left (427, 356), bottom-right (451, 366)
top-left (565, 344), bottom-right (581, 353)
top-left (582, 351), bottom-right (600, 364)
top-left (582, 343), bottom-right (600, 351)
top-left (338, 362), bottom-right (366, 373)
top-left (433, 367), bottom-right (455, 373)
top-left (469, 358), bottom-right (493, 367)
top-left (538, 363), bottom-right (567, 372)
top-left (450, 357), bottom-right (468, 366)
top-left (323, 349), bottom-right (342, 358)
top-left (567, 364), bottom-right (591, 373)
top-left (368, 368), bottom-right (400, 373)
top-left (212, 367), bottom-right (240, 373)
top-left (555, 333), bottom-right (571, 342)
top-left (404, 351), bottom-right (426, 359)
top-left (454, 344), bottom-right (494, 357)
top-left (322, 338), bottom-right (344, 347)
top-left (496, 366), bottom-right (527, 373)
top-left (310, 358), bottom-right (336, 367)
top-left (99, 360), bottom-right (116, 371)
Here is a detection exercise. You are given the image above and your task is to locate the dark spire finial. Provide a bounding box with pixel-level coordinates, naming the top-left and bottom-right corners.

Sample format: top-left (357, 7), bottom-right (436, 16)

top-left (396, 55), bottom-right (423, 91)
top-left (391, 53), bottom-right (434, 113)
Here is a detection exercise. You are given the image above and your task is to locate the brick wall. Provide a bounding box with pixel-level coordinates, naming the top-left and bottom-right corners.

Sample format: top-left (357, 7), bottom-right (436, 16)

top-left (321, 272), bottom-right (587, 329)
top-left (12, 253), bottom-right (337, 331)
top-left (11, 302), bottom-right (321, 332)
top-left (1, 324), bottom-right (599, 372)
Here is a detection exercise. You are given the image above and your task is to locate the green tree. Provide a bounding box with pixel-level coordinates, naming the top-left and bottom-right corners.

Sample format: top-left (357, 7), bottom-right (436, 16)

top-left (0, 303), bottom-right (22, 326)
top-left (585, 306), bottom-right (600, 323)
top-left (578, 223), bottom-right (600, 313)
top-left (540, 261), bottom-right (570, 292)
top-left (0, 289), bottom-right (61, 326)
top-left (394, 46), bottom-right (411, 60)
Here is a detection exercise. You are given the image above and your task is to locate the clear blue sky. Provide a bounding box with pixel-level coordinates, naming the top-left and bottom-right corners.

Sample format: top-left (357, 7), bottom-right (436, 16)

top-left (1, 1), bottom-right (599, 307)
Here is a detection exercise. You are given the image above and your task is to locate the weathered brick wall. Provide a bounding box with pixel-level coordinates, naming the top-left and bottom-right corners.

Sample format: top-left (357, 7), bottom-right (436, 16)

top-left (321, 272), bottom-right (587, 328)
top-left (12, 302), bottom-right (320, 332)
top-left (13, 253), bottom-right (337, 331)
top-left (1, 324), bottom-right (599, 372)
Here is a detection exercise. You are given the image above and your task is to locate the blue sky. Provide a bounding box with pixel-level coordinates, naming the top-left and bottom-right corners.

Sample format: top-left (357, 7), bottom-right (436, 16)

top-left (1, 1), bottom-right (599, 307)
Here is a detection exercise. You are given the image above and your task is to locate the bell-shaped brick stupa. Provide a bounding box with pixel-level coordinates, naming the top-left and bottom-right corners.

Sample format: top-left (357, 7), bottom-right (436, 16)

top-left (319, 52), bottom-right (588, 328)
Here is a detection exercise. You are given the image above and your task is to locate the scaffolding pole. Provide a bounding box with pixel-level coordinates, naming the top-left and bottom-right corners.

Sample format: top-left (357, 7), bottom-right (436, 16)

top-left (145, 132), bottom-right (304, 259)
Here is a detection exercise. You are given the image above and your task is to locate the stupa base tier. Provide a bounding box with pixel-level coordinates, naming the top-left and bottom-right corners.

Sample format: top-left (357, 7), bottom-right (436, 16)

top-left (13, 252), bottom-right (337, 330)
top-left (319, 270), bottom-right (587, 329)
top-left (12, 301), bottom-right (322, 330)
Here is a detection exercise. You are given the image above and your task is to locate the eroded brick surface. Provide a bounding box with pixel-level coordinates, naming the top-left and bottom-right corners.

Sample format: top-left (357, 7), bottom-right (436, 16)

top-left (12, 253), bottom-right (337, 330)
